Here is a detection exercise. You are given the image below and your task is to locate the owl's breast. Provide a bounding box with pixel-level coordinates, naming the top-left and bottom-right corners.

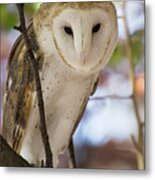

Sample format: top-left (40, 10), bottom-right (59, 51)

top-left (20, 54), bottom-right (98, 166)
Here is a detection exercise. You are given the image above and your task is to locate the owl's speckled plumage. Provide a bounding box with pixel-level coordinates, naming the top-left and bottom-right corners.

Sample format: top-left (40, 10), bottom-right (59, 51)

top-left (2, 2), bottom-right (118, 167)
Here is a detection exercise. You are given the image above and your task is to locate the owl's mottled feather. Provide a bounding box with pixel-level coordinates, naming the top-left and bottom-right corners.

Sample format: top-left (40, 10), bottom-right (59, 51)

top-left (2, 24), bottom-right (43, 152)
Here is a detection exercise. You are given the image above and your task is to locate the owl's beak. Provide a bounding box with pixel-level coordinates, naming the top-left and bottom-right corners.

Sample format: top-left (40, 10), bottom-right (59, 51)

top-left (79, 52), bottom-right (86, 65)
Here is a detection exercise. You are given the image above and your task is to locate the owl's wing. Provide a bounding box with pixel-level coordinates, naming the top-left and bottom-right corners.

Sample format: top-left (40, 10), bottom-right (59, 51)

top-left (70, 75), bottom-right (99, 138)
top-left (2, 23), bottom-right (43, 153)
top-left (68, 75), bottom-right (99, 167)
top-left (90, 77), bottom-right (99, 96)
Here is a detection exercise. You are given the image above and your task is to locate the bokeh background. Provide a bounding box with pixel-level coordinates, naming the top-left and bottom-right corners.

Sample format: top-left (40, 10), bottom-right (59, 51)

top-left (0, 1), bottom-right (144, 169)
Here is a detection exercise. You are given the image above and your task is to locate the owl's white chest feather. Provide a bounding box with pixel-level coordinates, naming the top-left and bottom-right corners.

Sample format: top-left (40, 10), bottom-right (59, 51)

top-left (20, 54), bottom-right (98, 167)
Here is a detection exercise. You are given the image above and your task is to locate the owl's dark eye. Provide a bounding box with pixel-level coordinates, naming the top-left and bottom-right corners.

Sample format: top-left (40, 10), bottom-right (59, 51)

top-left (64, 26), bottom-right (73, 35)
top-left (92, 23), bottom-right (101, 33)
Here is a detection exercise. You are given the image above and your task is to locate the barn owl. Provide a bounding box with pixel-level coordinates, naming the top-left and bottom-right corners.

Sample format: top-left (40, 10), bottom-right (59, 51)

top-left (2, 2), bottom-right (118, 168)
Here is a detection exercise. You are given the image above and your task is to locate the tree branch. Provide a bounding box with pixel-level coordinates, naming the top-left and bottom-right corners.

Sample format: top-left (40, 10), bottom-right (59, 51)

top-left (0, 135), bottom-right (31, 167)
top-left (122, 2), bottom-right (144, 170)
top-left (89, 95), bottom-right (132, 101)
top-left (15, 4), bottom-right (53, 167)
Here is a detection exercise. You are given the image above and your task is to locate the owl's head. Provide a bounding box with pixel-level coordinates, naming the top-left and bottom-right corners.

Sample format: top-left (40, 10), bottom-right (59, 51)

top-left (33, 2), bottom-right (118, 74)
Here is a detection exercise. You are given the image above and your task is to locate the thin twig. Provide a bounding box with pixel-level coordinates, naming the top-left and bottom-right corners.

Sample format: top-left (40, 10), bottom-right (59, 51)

top-left (122, 2), bottom-right (144, 169)
top-left (130, 135), bottom-right (141, 152)
top-left (15, 4), bottom-right (53, 167)
top-left (89, 94), bottom-right (132, 101)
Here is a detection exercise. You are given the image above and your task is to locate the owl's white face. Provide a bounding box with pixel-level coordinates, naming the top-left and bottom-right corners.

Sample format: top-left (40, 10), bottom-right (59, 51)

top-left (34, 3), bottom-right (118, 74)
top-left (53, 8), bottom-right (117, 73)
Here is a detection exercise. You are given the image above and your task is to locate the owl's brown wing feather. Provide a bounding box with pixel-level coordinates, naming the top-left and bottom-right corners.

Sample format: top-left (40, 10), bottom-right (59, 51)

top-left (2, 23), bottom-right (43, 153)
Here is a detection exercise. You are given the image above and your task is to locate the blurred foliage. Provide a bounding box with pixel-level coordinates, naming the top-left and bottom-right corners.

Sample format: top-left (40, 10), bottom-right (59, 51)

top-left (0, 4), bottom-right (41, 31)
top-left (131, 30), bottom-right (144, 66)
top-left (109, 30), bottom-right (144, 67)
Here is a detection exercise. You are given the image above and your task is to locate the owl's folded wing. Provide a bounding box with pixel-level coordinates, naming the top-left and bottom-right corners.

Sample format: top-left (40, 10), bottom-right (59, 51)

top-left (2, 23), bottom-right (43, 153)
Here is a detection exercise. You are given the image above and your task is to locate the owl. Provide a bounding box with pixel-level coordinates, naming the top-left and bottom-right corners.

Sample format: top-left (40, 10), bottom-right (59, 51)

top-left (2, 2), bottom-right (118, 167)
